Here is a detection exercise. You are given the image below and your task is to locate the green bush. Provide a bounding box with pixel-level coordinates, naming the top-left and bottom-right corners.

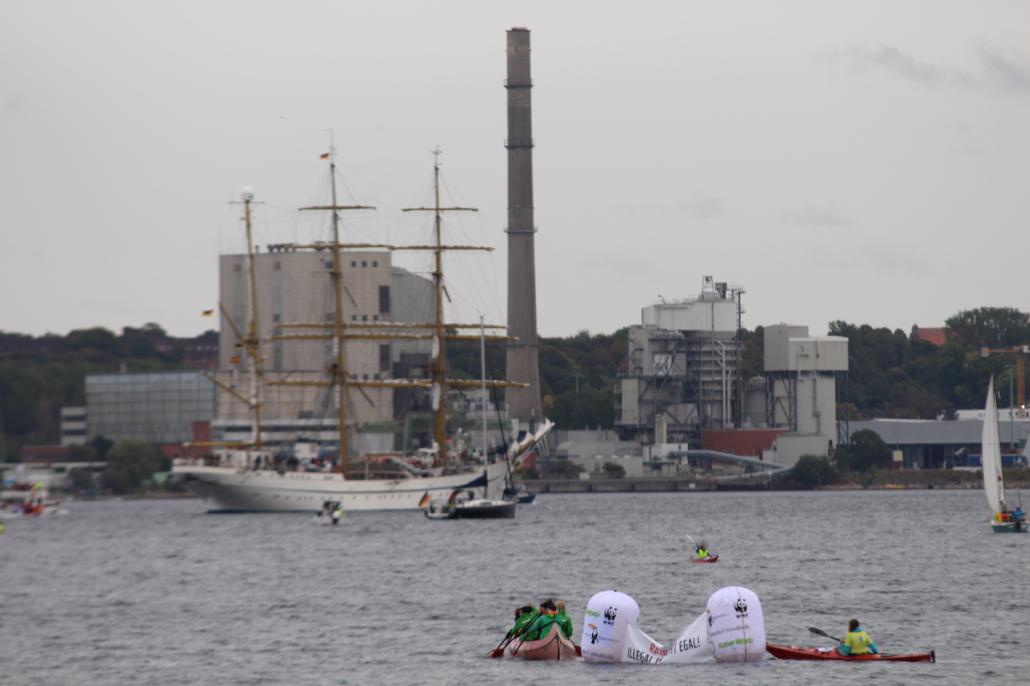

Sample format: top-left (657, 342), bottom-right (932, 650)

top-left (602, 461), bottom-right (626, 478)
top-left (101, 439), bottom-right (160, 494)
top-left (792, 455), bottom-right (838, 488)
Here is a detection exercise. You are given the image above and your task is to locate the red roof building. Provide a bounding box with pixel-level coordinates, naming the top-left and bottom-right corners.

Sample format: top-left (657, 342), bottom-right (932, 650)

top-left (910, 326), bottom-right (948, 347)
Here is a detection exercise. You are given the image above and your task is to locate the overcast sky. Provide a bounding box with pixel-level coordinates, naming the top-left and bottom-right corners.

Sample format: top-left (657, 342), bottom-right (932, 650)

top-left (2, 1), bottom-right (1028, 339)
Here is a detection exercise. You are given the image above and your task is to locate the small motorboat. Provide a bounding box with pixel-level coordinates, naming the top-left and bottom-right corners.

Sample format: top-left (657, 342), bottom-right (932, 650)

top-left (766, 643), bottom-right (935, 663)
top-left (424, 497), bottom-right (516, 520)
top-left (314, 500), bottom-right (344, 526)
top-left (507, 624), bottom-right (578, 660)
top-left (503, 484), bottom-right (536, 505)
top-left (690, 555), bottom-right (719, 564)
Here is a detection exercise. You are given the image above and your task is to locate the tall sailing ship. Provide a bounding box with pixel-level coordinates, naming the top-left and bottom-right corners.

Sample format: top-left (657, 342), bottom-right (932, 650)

top-left (172, 147), bottom-right (551, 512)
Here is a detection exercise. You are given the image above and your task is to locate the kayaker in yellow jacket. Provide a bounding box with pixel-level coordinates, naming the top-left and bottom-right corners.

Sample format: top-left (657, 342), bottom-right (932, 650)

top-left (837, 619), bottom-right (879, 656)
top-left (554, 601), bottom-right (574, 639)
top-left (696, 542), bottom-right (710, 560)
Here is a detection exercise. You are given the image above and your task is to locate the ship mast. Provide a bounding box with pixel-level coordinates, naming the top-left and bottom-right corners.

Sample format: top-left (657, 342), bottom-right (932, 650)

top-left (269, 146), bottom-right (526, 474)
top-left (327, 144), bottom-right (349, 467)
top-left (241, 189), bottom-right (264, 448)
top-left (297, 139), bottom-right (375, 473)
top-left (403, 148), bottom-right (477, 467)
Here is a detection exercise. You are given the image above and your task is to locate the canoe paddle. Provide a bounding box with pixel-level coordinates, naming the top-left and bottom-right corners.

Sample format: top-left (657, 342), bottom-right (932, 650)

top-left (808, 626), bottom-right (843, 643)
top-left (489, 610), bottom-right (540, 658)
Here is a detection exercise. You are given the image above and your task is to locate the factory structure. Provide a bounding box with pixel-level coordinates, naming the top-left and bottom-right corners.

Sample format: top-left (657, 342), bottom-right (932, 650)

top-left (614, 277), bottom-right (849, 468)
top-left (504, 27), bottom-right (544, 427)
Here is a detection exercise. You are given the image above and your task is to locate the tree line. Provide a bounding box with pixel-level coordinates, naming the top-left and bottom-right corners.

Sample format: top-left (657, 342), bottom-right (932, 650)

top-left (3, 307), bottom-right (1028, 461)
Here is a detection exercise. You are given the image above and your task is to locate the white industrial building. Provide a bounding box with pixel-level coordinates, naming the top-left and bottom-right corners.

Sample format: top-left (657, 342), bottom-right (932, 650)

top-left (616, 276), bottom-right (744, 446)
top-left (215, 248), bottom-right (437, 449)
top-left (614, 274), bottom-right (849, 469)
top-left (760, 324), bottom-right (849, 466)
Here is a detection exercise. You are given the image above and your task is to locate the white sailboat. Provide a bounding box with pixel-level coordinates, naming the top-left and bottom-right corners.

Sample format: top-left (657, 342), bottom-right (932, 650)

top-left (173, 148), bottom-right (551, 512)
top-left (982, 376), bottom-right (1026, 533)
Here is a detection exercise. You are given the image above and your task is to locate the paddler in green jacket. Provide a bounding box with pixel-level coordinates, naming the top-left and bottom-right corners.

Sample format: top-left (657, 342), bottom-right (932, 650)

top-left (555, 601), bottom-right (574, 639)
top-left (523, 599), bottom-right (559, 641)
top-left (506, 605), bottom-right (537, 639)
top-left (837, 619), bottom-right (879, 656)
top-left (695, 542), bottom-right (710, 560)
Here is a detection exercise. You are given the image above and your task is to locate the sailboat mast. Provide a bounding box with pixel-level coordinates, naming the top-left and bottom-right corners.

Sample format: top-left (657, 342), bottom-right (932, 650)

top-left (480, 315), bottom-right (488, 459)
top-left (327, 144), bottom-right (350, 471)
top-left (242, 189), bottom-right (263, 449)
top-left (431, 150), bottom-right (449, 464)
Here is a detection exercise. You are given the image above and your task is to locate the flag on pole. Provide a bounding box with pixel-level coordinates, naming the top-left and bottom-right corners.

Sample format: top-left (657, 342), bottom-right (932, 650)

top-left (202, 309), bottom-right (214, 317)
top-left (320, 152), bottom-right (331, 160)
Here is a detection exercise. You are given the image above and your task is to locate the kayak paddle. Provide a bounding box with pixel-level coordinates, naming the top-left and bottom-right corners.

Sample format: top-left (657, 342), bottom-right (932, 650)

top-left (808, 626), bottom-right (843, 643)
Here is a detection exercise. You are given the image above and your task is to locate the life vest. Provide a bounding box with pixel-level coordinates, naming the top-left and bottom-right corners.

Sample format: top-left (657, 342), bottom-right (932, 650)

top-left (843, 628), bottom-right (874, 655)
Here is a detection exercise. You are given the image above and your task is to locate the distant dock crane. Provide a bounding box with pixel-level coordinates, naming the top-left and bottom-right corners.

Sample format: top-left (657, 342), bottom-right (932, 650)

top-left (980, 345), bottom-right (1030, 407)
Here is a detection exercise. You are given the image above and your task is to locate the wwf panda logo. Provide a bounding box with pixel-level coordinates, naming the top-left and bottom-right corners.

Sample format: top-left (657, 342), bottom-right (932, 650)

top-left (734, 598), bottom-right (748, 616)
top-left (604, 606), bottom-right (618, 621)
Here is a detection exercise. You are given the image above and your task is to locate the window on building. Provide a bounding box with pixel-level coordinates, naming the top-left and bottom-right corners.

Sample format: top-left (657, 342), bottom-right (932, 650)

top-left (372, 260), bottom-right (378, 267)
top-left (379, 286), bottom-right (390, 314)
top-left (379, 344), bottom-right (391, 372)
top-left (361, 260), bottom-right (367, 267)
top-left (351, 260), bottom-right (357, 268)
top-left (362, 314), bottom-right (368, 321)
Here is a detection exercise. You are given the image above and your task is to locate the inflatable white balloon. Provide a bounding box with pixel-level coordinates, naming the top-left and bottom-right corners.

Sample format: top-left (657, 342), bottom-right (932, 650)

top-left (580, 590), bottom-right (640, 662)
top-left (706, 586), bottom-right (766, 662)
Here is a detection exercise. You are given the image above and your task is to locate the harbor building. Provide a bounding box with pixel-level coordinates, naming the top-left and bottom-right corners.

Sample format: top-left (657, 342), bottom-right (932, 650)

top-left (85, 371), bottom-right (216, 444)
top-left (59, 406), bottom-right (87, 446)
top-left (214, 248), bottom-right (437, 451)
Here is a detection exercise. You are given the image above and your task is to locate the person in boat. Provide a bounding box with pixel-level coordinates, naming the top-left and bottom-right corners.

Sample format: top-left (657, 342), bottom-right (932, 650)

top-left (555, 600), bottom-right (574, 639)
top-left (331, 504), bottom-right (343, 525)
top-left (523, 599), bottom-right (559, 641)
top-left (695, 542), bottom-right (710, 560)
top-left (837, 619), bottom-right (879, 656)
top-left (506, 605), bottom-right (537, 639)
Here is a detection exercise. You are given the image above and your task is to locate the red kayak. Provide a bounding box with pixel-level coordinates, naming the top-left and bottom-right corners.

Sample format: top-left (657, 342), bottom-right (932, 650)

top-left (767, 643), bottom-right (935, 663)
top-left (690, 555), bottom-right (719, 564)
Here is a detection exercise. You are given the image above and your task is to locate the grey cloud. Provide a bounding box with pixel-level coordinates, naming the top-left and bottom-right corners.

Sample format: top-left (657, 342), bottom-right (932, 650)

top-left (864, 45), bottom-right (944, 87)
top-left (976, 45), bottom-right (1030, 94)
top-left (676, 196), bottom-right (724, 220)
top-left (780, 207), bottom-right (852, 229)
top-left (830, 43), bottom-right (1030, 95)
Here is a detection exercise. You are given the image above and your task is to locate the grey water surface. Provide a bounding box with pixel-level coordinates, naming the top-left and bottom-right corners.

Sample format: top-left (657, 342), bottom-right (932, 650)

top-left (1, 490), bottom-right (1027, 685)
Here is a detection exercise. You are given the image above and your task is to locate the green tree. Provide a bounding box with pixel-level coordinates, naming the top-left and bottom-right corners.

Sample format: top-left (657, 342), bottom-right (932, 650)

top-left (101, 439), bottom-right (160, 494)
top-left (791, 455), bottom-right (838, 488)
top-left (602, 461), bottom-right (626, 478)
top-left (946, 307), bottom-right (1030, 349)
top-left (839, 429), bottom-right (891, 472)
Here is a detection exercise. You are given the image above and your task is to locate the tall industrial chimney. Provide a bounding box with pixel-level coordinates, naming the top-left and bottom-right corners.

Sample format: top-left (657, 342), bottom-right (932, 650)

top-left (505, 27), bottom-right (543, 424)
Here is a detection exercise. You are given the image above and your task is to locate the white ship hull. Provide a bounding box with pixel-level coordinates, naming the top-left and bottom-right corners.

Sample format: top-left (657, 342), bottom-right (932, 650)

top-left (173, 461), bottom-right (509, 512)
